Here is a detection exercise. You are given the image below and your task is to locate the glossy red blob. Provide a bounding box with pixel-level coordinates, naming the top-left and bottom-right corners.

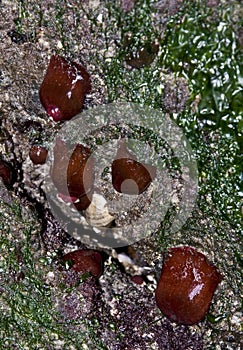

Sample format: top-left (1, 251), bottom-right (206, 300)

top-left (51, 139), bottom-right (94, 210)
top-left (62, 249), bottom-right (103, 278)
top-left (112, 139), bottom-right (156, 195)
top-left (29, 145), bottom-right (48, 165)
top-left (39, 55), bottom-right (91, 122)
top-left (0, 160), bottom-right (13, 186)
top-left (67, 144), bottom-right (94, 199)
top-left (155, 246), bottom-right (222, 325)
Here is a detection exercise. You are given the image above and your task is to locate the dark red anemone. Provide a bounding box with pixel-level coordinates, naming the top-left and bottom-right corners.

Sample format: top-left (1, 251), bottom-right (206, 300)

top-left (112, 139), bottom-right (156, 195)
top-left (62, 249), bottom-right (103, 278)
top-left (0, 160), bottom-right (14, 186)
top-left (51, 139), bottom-right (94, 211)
top-left (29, 145), bottom-right (48, 165)
top-left (155, 246), bottom-right (222, 325)
top-left (39, 55), bottom-right (91, 122)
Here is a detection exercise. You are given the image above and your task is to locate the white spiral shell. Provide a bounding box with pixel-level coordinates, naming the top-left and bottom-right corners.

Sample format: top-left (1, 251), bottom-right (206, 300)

top-left (85, 193), bottom-right (114, 227)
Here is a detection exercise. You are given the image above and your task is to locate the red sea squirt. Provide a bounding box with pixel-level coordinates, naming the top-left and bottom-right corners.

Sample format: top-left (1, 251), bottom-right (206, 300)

top-left (29, 145), bottom-right (48, 165)
top-left (67, 143), bottom-right (95, 211)
top-left (62, 249), bottom-right (103, 278)
top-left (155, 246), bottom-right (222, 325)
top-left (112, 139), bottom-right (156, 195)
top-left (0, 160), bottom-right (14, 186)
top-left (39, 55), bottom-right (91, 122)
top-left (130, 275), bottom-right (144, 285)
top-left (67, 144), bottom-right (94, 200)
top-left (51, 139), bottom-right (94, 210)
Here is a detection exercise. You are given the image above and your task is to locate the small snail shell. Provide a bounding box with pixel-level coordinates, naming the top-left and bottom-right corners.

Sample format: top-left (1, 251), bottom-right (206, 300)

top-left (85, 193), bottom-right (114, 227)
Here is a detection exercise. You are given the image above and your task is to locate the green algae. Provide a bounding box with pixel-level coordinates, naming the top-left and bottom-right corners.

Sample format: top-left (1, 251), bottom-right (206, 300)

top-left (0, 198), bottom-right (108, 350)
top-left (97, 0), bottom-right (242, 233)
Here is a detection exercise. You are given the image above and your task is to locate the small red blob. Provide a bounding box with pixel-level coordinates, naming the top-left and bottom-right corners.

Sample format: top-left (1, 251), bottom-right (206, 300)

top-left (130, 275), bottom-right (144, 285)
top-left (62, 249), bottom-right (103, 278)
top-left (51, 139), bottom-right (94, 211)
top-left (112, 139), bottom-right (156, 195)
top-left (155, 246), bottom-right (222, 325)
top-left (39, 55), bottom-right (91, 122)
top-left (29, 145), bottom-right (48, 165)
top-left (0, 160), bottom-right (13, 186)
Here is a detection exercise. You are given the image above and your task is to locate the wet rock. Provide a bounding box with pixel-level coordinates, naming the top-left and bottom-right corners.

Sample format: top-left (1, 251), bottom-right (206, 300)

top-left (163, 76), bottom-right (190, 113)
top-left (155, 0), bottom-right (184, 16)
top-left (98, 262), bottom-right (204, 349)
top-left (52, 269), bottom-right (102, 320)
top-left (121, 0), bottom-right (135, 12)
top-left (7, 29), bottom-right (29, 44)
top-left (40, 208), bottom-right (72, 252)
top-left (206, 0), bottom-right (220, 7)
top-left (237, 27), bottom-right (243, 47)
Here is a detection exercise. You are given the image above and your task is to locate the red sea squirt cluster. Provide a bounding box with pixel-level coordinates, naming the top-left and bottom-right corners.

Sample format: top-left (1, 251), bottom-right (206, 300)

top-left (62, 249), bottom-right (103, 278)
top-left (155, 246), bottom-right (222, 325)
top-left (39, 55), bottom-right (91, 122)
